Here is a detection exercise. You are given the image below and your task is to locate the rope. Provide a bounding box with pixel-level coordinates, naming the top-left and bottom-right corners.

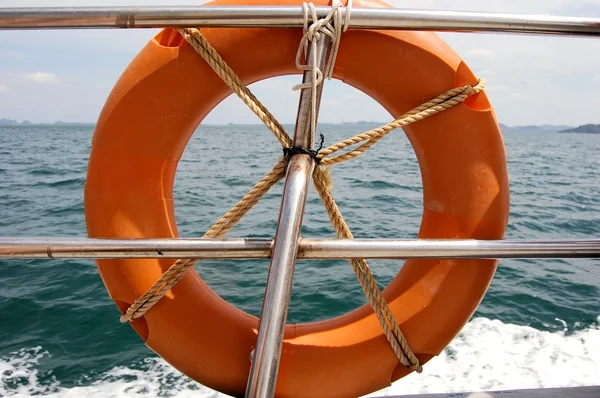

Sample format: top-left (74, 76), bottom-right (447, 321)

top-left (318, 79), bottom-right (485, 166)
top-left (178, 28), bottom-right (291, 148)
top-left (120, 159), bottom-right (287, 323)
top-left (312, 167), bottom-right (421, 371)
top-left (292, 0), bottom-right (351, 145)
top-left (120, 5), bottom-right (485, 372)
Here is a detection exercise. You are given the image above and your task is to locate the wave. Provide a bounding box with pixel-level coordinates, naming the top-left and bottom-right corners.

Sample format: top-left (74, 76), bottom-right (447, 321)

top-left (367, 317), bottom-right (600, 396)
top-left (38, 178), bottom-right (85, 188)
top-left (1, 317), bottom-right (598, 397)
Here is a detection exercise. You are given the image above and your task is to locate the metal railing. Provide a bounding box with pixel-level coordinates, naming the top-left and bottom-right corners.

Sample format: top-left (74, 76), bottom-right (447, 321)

top-left (0, 6), bottom-right (600, 37)
top-left (1, 4), bottom-right (599, 398)
top-left (2, 237), bottom-right (600, 259)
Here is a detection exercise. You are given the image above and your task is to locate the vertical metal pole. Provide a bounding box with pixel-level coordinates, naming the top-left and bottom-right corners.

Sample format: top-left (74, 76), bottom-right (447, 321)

top-left (245, 35), bottom-right (333, 398)
top-left (292, 38), bottom-right (331, 149)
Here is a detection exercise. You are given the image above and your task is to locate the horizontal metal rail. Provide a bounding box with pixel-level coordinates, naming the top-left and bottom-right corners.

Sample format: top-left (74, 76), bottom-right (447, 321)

top-left (1, 237), bottom-right (600, 259)
top-left (1, 6), bottom-right (600, 37)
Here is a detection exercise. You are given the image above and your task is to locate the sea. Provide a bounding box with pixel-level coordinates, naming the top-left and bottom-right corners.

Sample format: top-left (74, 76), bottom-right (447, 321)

top-left (0, 123), bottom-right (599, 397)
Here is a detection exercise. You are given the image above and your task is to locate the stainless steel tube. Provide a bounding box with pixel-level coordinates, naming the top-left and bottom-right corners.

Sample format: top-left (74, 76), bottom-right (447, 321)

top-left (0, 237), bottom-right (273, 259)
top-left (1, 7), bottom-right (600, 37)
top-left (244, 35), bottom-right (332, 398)
top-left (292, 37), bottom-right (331, 148)
top-left (244, 155), bottom-right (314, 398)
top-left (2, 237), bottom-right (600, 259)
top-left (299, 238), bottom-right (600, 259)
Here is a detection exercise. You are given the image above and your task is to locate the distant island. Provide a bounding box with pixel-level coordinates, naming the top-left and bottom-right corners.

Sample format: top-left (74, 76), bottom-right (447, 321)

top-left (0, 118), bottom-right (32, 126)
top-left (498, 123), bottom-right (575, 133)
top-left (491, 123), bottom-right (600, 134)
top-left (0, 118), bottom-right (93, 126)
top-left (2, 118), bottom-right (600, 133)
top-left (560, 124), bottom-right (600, 134)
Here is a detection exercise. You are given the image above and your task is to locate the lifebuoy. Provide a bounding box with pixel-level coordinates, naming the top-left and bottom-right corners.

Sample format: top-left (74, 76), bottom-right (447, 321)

top-left (84, 0), bottom-right (510, 396)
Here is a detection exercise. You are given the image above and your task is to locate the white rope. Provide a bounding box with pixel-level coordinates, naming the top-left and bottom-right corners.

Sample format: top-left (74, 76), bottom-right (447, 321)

top-left (326, 0), bottom-right (352, 78)
top-left (292, 1), bottom-right (352, 143)
top-left (343, 0), bottom-right (352, 31)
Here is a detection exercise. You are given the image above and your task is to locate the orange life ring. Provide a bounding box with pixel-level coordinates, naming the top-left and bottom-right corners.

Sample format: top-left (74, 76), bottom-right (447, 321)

top-left (84, 0), bottom-right (509, 396)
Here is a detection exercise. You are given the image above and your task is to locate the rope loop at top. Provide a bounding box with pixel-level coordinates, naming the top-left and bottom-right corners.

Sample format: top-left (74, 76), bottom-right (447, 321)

top-left (292, 1), bottom-right (352, 147)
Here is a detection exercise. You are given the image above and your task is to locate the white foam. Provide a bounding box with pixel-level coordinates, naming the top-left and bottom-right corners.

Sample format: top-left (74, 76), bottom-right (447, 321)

top-left (367, 317), bottom-right (600, 396)
top-left (2, 317), bottom-right (599, 397)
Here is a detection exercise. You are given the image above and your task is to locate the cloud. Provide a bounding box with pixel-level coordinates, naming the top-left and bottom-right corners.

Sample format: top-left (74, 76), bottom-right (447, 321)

top-left (22, 72), bottom-right (62, 85)
top-left (509, 92), bottom-right (528, 101)
top-left (467, 49), bottom-right (495, 60)
top-left (1, 0), bottom-right (600, 126)
top-left (475, 70), bottom-right (496, 77)
top-left (343, 93), bottom-right (361, 100)
top-left (0, 84), bottom-right (7, 92)
top-left (486, 85), bottom-right (511, 92)
top-left (388, 0), bottom-right (600, 14)
top-left (0, 51), bottom-right (25, 59)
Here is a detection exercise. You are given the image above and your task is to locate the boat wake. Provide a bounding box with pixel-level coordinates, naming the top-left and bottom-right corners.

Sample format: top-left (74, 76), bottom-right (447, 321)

top-left (1, 317), bottom-right (599, 397)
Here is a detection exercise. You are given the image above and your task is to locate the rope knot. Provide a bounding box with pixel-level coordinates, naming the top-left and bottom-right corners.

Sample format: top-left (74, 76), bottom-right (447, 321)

top-left (470, 77), bottom-right (486, 95)
top-left (409, 363), bottom-right (423, 374)
top-left (283, 133), bottom-right (325, 163)
top-left (292, 1), bottom-right (352, 142)
top-left (305, 18), bottom-right (324, 41)
top-left (293, 1), bottom-right (351, 85)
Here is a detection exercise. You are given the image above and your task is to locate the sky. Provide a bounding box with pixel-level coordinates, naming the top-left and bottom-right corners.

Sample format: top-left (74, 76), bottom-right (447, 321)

top-left (1, 0), bottom-right (600, 125)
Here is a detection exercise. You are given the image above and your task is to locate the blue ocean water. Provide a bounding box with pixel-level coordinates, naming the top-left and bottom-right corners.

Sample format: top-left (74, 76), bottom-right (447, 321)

top-left (0, 124), bottom-right (599, 396)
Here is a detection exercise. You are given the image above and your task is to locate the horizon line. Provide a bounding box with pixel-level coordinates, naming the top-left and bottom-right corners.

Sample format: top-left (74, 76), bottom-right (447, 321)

top-left (0, 120), bottom-right (588, 128)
